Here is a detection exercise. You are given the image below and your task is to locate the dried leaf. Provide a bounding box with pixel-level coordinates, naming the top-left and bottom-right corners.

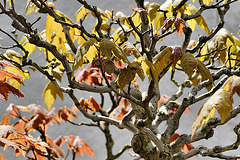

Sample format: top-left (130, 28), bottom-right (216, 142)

top-left (73, 38), bottom-right (96, 71)
top-left (181, 52), bottom-right (197, 79)
top-left (192, 89), bottom-right (233, 139)
top-left (1, 114), bottom-right (9, 125)
top-left (170, 46), bottom-right (183, 68)
top-left (116, 67), bottom-right (136, 91)
top-left (161, 16), bottom-right (175, 33)
top-left (122, 42), bottom-right (141, 58)
top-left (222, 75), bottom-right (240, 96)
top-left (100, 58), bottom-right (115, 74)
top-left (88, 97), bottom-right (103, 113)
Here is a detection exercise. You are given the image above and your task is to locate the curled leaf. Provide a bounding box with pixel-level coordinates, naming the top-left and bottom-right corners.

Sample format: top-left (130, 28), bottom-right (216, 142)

top-left (192, 89), bottom-right (233, 139)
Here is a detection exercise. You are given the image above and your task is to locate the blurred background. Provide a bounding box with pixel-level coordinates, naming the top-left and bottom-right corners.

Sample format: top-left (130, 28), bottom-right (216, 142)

top-left (0, 0), bottom-right (239, 159)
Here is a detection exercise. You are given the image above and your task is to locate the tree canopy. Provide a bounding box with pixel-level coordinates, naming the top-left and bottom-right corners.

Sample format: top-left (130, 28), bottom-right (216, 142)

top-left (0, 0), bottom-right (240, 159)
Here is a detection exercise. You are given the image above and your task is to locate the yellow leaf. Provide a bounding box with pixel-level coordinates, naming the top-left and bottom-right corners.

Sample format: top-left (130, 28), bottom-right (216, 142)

top-left (192, 89), bottom-right (233, 139)
top-left (75, 6), bottom-right (89, 23)
top-left (112, 25), bottom-right (130, 43)
top-left (160, 0), bottom-right (173, 18)
top-left (153, 47), bottom-right (172, 74)
top-left (196, 59), bottom-right (214, 84)
top-left (100, 38), bottom-right (130, 64)
top-left (207, 28), bottom-right (234, 63)
top-left (202, 0), bottom-right (214, 5)
top-left (141, 58), bottom-right (159, 87)
top-left (4, 49), bottom-right (22, 63)
top-left (122, 42), bottom-right (141, 58)
top-left (181, 52), bottom-right (197, 79)
top-left (148, 3), bottom-right (160, 23)
top-left (42, 81), bottom-right (64, 110)
top-left (23, 42), bottom-right (36, 56)
top-left (5, 67), bottom-right (26, 89)
top-left (46, 10), bottom-right (75, 53)
top-left (222, 75), bottom-right (240, 96)
top-left (73, 38), bottom-right (96, 71)
top-left (83, 45), bottom-right (98, 63)
top-left (185, 5), bottom-right (209, 34)
top-left (155, 12), bottom-right (165, 31)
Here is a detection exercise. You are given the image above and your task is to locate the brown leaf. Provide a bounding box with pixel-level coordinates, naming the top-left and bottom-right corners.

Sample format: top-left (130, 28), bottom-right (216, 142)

top-left (181, 52), bottom-right (197, 79)
top-left (100, 58), bottom-right (115, 74)
top-left (116, 66), bottom-right (136, 91)
top-left (88, 97), bottom-right (103, 113)
top-left (54, 136), bottom-right (65, 148)
top-left (6, 104), bottom-right (19, 119)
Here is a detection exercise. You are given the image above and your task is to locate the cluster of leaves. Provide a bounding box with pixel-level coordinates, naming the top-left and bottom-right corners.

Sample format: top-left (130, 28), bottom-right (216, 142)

top-left (0, 104), bottom-right (94, 159)
top-left (0, 60), bottom-right (25, 102)
top-left (0, 0), bottom-right (240, 159)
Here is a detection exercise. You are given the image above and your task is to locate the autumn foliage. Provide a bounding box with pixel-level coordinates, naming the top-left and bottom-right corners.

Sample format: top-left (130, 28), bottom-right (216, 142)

top-left (0, 0), bottom-right (240, 159)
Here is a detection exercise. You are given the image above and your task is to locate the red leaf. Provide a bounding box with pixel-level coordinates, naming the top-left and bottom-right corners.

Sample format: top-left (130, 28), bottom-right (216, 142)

top-left (161, 16), bottom-right (176, 33)
top-left (170, 47), bottom-right (184, 68)
top-left (169, 133), bottom-right (180, 144)
top-left (54, 136), bottom-right (65, 148)
top-left (114, 59), bottom-right (124, 69)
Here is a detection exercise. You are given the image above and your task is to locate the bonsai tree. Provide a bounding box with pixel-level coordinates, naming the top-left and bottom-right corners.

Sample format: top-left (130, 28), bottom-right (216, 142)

top-left (0, 0), bottom-right (239, 159)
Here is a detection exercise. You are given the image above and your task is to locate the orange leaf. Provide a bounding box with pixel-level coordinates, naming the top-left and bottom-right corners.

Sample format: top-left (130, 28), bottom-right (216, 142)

top-left (1, 114), bottom-right (9, 125)
top-left (6, 104), bottom-right (19, 119)
top-left (175, 17), bottom-right (186, 38)
top-left (0, 154), bottom-right (6, 160)
top-left (88, 96), bottom-right (103, 113)
top-left (182, 143), bottom-right (195, 152)
top-left (13, 117), bottom-right (27, 132)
